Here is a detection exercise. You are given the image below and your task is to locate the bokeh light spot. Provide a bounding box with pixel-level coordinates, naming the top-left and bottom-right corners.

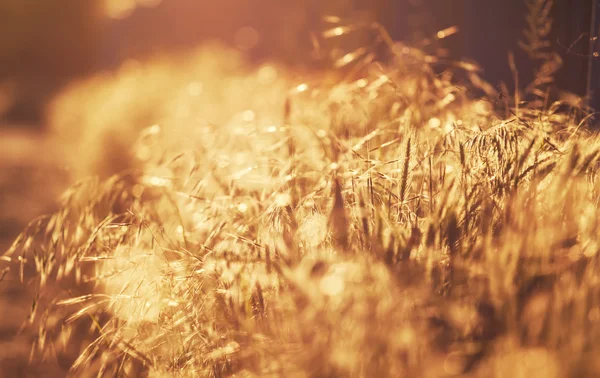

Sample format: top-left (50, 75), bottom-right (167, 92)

top-left (234, 27), bottom-right (260, 51)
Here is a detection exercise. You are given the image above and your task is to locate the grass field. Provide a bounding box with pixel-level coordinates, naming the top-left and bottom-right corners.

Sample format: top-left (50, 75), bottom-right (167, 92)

top-left (3, 18), bottom-right (600, 377)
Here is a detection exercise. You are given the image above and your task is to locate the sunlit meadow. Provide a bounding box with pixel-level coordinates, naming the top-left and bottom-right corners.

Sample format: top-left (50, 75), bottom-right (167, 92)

top-left (4, 7), bottom-right (600, 378)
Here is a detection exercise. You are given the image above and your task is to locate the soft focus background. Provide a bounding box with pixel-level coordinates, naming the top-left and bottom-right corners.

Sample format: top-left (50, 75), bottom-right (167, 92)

top-left (0, 0), bottom-right (596, 127)
top-left (0, 0), bottom-right (597, 376)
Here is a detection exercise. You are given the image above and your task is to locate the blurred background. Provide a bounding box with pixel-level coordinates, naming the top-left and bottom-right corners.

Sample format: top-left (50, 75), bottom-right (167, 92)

top-left (0, 0), bottom-right (597, 128)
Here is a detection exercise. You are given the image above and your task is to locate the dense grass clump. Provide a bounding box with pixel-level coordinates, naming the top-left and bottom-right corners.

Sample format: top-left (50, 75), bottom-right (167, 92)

top-left (3, 27), bottom-right (600, 377)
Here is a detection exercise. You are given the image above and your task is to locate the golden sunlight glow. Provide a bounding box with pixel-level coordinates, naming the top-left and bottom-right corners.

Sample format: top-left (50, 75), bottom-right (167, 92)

top-left (103, 0), bottom-right (162, 19)
top-left (436, 26), bottom-right (459, 40)
top-left (7, 6), bottom-right (600, 376)
top-left (323, 26), bottom-right (355, 39)
top-left (295, 83), bottom-right (309, 93)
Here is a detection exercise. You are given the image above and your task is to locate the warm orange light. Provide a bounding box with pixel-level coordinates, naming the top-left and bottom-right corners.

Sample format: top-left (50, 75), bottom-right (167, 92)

top-left (436, 26), bottom-right (459, 40)
top-left (103, 0), bottom-right (162, 19)
top-left (234, 27), bottom-right (260, 51)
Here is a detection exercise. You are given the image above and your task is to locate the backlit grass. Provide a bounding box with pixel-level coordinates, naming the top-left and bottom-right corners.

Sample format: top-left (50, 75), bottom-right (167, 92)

top-left (4, 30), bottom-right (600, 378)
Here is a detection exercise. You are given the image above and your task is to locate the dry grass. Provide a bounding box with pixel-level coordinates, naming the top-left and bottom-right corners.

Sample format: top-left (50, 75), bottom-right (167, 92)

top-left (3, 16), bottom-right (600, 378)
